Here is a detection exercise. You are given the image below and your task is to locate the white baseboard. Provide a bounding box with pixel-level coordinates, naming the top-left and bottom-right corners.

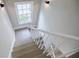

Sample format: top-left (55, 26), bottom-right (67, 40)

top-left (14, 24), bottom-right (37, 31)
top-left (61, 48), bottom-right (79, 58)
top-left (14, 25), bottom-right (28, 30)
top-left (8, 38), bottom-right (15, 58)
top-left (66, 49), bottom-right (79, 57)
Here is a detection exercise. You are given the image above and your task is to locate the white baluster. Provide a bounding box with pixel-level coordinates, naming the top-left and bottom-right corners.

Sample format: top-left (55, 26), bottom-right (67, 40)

top-left (38, 32), bottom-right (48, 49)
top-left (51, 45), bottom-right (56, 58)
top-left (46, 45), bottom-right (56, 58)
top-left (42, 35), bottom-right (50, 54)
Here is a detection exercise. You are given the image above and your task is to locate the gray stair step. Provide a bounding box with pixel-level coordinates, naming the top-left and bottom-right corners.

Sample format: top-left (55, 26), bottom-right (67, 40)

top-left (34, 54), bottom-right (51, 58)
top-left (17, 49), bottom-right (43, 58)
top-left (12, 48), bottom-right (39, 57)
top-left (12, 41), bottom-right (63, 58)
top-left (12, 44), bottom-right (39, 57)
top-left (13, 42), bottom-right (36, 52)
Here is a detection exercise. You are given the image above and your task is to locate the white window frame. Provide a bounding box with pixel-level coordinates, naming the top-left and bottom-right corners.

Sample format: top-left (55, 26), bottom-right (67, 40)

top-left (15, 1), bottom-right (33, 25)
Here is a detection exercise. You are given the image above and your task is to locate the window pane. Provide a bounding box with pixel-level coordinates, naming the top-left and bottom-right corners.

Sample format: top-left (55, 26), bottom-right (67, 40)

top-left (27, 4), bottom-right (31, 9)
top-left (22, 9), bottom-right (27, 14)
top-left (23, 4), bottom-right (27, 9)
top-left (18, 10), bottom-right (23, 14)
top-left (27, 14), bottom-right (32, 22)
top-left (26, 9), bottom-right (32, 13)
top-left (19, 14), bottom-right (29, 24)
top-left (19, 14), bottom-right (32, 24)
top-left (17, 5), bottom-right (22, 10)
top-left (16, 2), bottom-right (33, 25)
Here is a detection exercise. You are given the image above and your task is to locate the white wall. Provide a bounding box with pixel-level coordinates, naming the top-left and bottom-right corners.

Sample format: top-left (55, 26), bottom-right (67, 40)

top-left (4, 0), bottom-right (41, 29)
top-left (0, 7), bottom-right (15, 57)
top-left (38, 0), bottom-right (79, 55)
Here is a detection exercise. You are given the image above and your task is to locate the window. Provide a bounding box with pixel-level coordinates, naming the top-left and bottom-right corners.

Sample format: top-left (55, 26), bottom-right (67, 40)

top-left (15, 2), bottom-right (33, 25)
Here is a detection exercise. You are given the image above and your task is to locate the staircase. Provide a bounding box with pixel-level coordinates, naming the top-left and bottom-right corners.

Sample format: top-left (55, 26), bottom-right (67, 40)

top-left (12, 25), bottom-right (79, 58)
top-left (12, 27), bottom-right (64, 58)
top-left (12, 42), bottom-right (50, 58)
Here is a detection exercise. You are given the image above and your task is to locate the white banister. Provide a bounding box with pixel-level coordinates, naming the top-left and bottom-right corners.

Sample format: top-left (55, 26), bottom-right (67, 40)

top-left (30, 27), bottom-right (79, 41)
top-left (28, 25), bottom-right (79, 58)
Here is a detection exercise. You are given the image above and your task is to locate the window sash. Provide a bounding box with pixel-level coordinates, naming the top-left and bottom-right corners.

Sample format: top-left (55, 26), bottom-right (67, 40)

top-left (15, 1), bottom-right (33, 25)
top-left (18, 9), bottom-right (32, 15)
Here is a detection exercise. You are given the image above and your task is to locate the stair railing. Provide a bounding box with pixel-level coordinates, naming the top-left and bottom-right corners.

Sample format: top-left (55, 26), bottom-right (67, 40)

top-left (28, 25), bottom-right (79, 58)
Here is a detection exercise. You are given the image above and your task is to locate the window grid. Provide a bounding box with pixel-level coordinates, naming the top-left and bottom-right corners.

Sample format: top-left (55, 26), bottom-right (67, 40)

top-left (16, 3), bottom-right (32, 24)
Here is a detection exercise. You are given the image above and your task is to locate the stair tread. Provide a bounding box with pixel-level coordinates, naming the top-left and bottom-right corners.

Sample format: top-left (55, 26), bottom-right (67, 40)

top-left (16, 49), bottom-right (43, 58)
top-left (34, 54), bottom-right (51, 58)
top-left (13, 42), bottom-right (36, 52)
top-left (13, 44), bottom-right (37, 53)
top-left (12, 46), bottom-right (40, 57)
top-left (12, 41), bottom-right (63, 58)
